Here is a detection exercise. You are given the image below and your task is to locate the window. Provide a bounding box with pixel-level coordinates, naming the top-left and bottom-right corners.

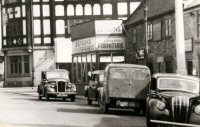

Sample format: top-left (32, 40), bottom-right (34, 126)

top-left (43, 19), bottom-right (51, 35)
top-left (117, 2), bottom-right (127, 15)
top-left (93, 4), bottom-right (100, 15)
top-left (24, 55), bottom-right (30, 73)
top-left (55, 5), bottom-right (64, 16)
top-left (165, 19), bottom-right (172, 37)
top-left (56, 20), bottom-right (65, 34)
top-left (15, 7), bottom-right (21, 18)
top-left (67, 4), bottom-right (74, 16)
top-left (33, 5), bottom-right (40, 17)
top-left (148, 24), bottom-right (153, 40)
top-left (153, 22), bottom-right (161, 41)
top-left (76, 4), bottom-right (83, 16)
top-left (103, 3), bottom-right (112, 15)
top-left (130, 2), bottom-right (140, 14)
top-left (165, 61), bottom-right (173, 73)
top-left (187, 61), bottom-right (193, 75)
top-left (85, 4), bottom-right (92, 15)
top-left (43, 5), bottom-right (50, 17)
top-left (34, 20), bottom-right (41, 35)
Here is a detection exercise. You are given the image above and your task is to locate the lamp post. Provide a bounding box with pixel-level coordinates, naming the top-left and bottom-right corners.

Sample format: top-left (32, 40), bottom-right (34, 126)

top-left (175, 0), bottom-right (187, 75)
top-left (144, 0), bottom-right (148, 66)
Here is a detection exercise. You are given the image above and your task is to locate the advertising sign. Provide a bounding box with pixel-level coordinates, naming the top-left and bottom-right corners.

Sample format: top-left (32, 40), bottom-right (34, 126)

top-left (96, 36), bottom-right (125, 50)
top-left (95, 20), bottom-right (123, 35)
top-left (72, 37), bottom-right (96, 54)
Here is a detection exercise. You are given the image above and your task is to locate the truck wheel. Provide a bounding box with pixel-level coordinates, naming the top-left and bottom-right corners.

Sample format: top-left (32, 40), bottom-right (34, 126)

top-left (87, 98), bottom-right (92, 105)
top-left (45, 93), bottom-right (49, 101)
top-left (70, 95), bottom-right (75, 102)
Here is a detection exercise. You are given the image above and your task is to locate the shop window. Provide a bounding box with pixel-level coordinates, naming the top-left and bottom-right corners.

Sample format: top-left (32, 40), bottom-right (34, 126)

top-left (85, 4), bottom-right (92, 15)
top-left (7, 8), bottom-right (13, 19)
top-left (67, 4), bottom-right (74, 16)
top-left (34, 38), bottom-right (41, 44)
top-left (55, 5), bottom-right (64, 16)
top-left (33, 5), bottom-right (40, 17)
top-left (44, 37), bottom-right (51, 44)
top-left (130, 2), bottom-right (140, 14)
top-left (33, 0), bottom-right (40, 2)
top-left (43, 0), bottom-right (49, 2)
top-left (148, 24), bottom-right (153, 40)
top-left (56, 20), bottom-right (65, 34)
top-left (103, 3), bottom-right (112, 15)
top-left (187, 60), bottom-right (193, 75)
top-left (43, 19), bottom-right (51, 35)
top-left (23, 38), bottom-right (27, 44)
top-left (34, 20), bottom-right (41, 35)
top-left (153, 22), bottom-right (162, 41)
top-left (117, 2), bottom-right (127, 15)
top-left (43, 5), bottom-right (50, 17)
top-left (10, 56), bottom-right (22, 74)
top-left (165, 18), bottom-right (172, 37)
top-left (93, 4), bottom-right (100, 15)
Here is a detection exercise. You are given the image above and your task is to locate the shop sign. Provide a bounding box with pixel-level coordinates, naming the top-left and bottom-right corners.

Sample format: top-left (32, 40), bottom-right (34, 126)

top-left (95, 20), bottom-right (123, 35)
top-left (96, 36), bottom-right (125, 50)
top-left (72, 37), bottom-right (96, 54)
top-left (157, 56), bottom-right (164, 63)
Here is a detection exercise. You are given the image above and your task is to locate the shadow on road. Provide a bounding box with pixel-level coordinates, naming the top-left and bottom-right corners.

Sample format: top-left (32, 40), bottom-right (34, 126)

top-left (5, 123), bottom-right (84, 127)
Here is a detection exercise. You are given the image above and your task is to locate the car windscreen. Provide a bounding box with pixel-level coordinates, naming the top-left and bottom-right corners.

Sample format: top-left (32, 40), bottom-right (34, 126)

top-left (158, 78), bottom-right (199, 94)
top-left (46, 71), bottom-right (69, 80)
top-left (109, 68), bottom-right (129, 79)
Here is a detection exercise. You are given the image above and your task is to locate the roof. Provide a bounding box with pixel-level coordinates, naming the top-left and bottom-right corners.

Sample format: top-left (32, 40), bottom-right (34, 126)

top-left (153, 73), bottom-right (199, 81)
top-left (185, 0), bottom-right (200, 9)
top-left (125, 0), bottom-right (175, 26)
top-left (42, 69), bottom-right (69, 73)
top-left (105, 63), bottom-right (149, 70)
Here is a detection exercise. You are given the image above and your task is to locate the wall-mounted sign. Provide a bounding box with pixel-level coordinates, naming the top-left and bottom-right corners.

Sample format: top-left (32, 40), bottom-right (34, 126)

top-left (95, 20), bottom-right (123, 35)
top-left (72, 38), bottom-right (96, 54)
top-left (72, 36), bottom-right (125, 54)
top-left (185, 38), bottom-right (193, 52)
top-left (96, 36), bottom-right (125, 50)
top-left (157, 56), bottom-right (164, 63)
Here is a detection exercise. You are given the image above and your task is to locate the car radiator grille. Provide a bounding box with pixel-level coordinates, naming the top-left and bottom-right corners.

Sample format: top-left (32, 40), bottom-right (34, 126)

top-left (171, 96), bottom-right (190, 123)
top-left (57, 81), bottom-right (66, 92)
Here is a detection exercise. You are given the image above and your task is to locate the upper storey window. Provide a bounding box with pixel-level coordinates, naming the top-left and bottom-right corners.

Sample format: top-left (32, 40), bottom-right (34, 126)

top-left (85, 4), bottom-right (92, 15)
top-left (67, 4), bottom-right (74, 16)
top-left (117, 3), bottom-right (127, 15)
top-left (130, 2), bottom-right (140, 14)
top-left (76, 4), bottom-right (83, 16)
top-left (93, 4), bottom-right (101, 15)
top-left (33, 5), bottom-right (40, 17)
top-left (103, 3), bottom-right (112, 15)
top-left (55, 5), bottom-right (64, 16)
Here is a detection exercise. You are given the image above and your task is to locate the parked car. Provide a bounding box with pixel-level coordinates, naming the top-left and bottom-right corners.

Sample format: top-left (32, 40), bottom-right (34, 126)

top-left (146, 73), bottom-right (200, 127)
top-left (37, 69), bottom-right (77, 102)
top-left (98, 64), bottom-right (151, 113)
top-left (85, 70), bottom-right (104, 105)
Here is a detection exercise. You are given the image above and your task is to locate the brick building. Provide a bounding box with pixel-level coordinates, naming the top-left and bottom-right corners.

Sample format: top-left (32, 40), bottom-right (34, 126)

top-left (124, 0), bottom-right (199, 75)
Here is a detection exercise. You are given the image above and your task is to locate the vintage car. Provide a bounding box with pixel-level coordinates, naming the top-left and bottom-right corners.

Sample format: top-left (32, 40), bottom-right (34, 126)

top-left (146, 73), bottom-right (200, 127)
top-left (85, 70), bottom-right (104, 105)
top-left (98, 64), bottom-right (151, 113)
top-left (37, 69), bottom-right (77, 102)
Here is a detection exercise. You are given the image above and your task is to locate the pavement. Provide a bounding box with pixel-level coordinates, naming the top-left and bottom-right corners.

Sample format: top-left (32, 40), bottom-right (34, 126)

top-left (0, 86), bottom-right (86, 100)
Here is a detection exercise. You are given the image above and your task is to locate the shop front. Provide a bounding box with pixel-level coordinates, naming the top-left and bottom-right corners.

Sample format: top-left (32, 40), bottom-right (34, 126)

top-left (71, 20), bottom-right (125, 95)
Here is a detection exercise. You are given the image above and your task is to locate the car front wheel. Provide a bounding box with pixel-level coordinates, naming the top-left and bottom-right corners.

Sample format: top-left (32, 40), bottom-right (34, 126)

top-left (70, 95), bottom-right (75, 102)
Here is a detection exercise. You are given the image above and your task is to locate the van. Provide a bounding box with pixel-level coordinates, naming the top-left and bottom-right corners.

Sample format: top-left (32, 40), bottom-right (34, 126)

top-left (98, 64), bottom-right (151, 113)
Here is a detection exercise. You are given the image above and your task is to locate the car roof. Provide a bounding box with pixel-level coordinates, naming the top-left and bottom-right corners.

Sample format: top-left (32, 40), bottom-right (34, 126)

top-left (92, 70), bottom-right (104, 75)
top-left (105, 63), bottom-right (149, 70)
top-left (153, 73), bottom-right (199, 81)
top-left (42, 69), bottom-right (69, 73)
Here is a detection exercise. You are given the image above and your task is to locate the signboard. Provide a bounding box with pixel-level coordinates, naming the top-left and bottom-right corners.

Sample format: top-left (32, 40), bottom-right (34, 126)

top-left (96, 36), bottom-right (125, 50)
top-left (72, 37), bottom-right (96, 54)
top-left (72, 36), bottom-right (125, 54)
top-left (5, 0), bottom-right (19, 4)
top-left (185, 38), bottom-right (193, 52)
top-left (95, 20), bottom-right (123, 35)
top-left (157, 56), bottom-right (164, 63)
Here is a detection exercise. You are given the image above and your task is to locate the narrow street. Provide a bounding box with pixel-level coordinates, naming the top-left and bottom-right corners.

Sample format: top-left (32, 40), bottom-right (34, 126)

top-left (0, 89), bottom-right (146, 127)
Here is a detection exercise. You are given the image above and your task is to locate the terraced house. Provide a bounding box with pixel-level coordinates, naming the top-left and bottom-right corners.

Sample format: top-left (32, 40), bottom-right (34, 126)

top-left (124, 0), bottom-right (200, 76)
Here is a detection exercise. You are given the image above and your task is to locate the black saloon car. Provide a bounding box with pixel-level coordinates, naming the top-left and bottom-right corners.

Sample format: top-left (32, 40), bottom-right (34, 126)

top-left (37, 69), bottom-right (77, 102)
top-left (146, 73), bottom-right (200, 127)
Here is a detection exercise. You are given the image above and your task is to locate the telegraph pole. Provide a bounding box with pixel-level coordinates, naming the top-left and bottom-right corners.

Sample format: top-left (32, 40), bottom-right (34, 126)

top-left (175, 0), bottom-right (187, 75)
top-left (144, 0), bottom-right (148, 65)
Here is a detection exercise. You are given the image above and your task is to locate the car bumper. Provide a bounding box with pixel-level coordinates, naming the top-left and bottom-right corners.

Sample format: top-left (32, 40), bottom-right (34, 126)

top-left (47, 91), bottom-right (77, 97)
top-left (150, 120), bottom-right (200, 127)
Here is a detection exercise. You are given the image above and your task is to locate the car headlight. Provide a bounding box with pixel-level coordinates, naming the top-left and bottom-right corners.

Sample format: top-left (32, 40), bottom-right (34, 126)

top-left (49, 83), bottom-right (56, 88)
top-left (71, 84), bottom-right (76, 92)
top-left (156, 101), bottom-right (166, 111)
top-left (194, 105), bottom-right (200, 115)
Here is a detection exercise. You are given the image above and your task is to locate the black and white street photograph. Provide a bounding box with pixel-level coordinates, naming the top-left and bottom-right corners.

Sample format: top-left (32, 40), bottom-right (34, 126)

top-left (0, 0), bottom-right (200, 127)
